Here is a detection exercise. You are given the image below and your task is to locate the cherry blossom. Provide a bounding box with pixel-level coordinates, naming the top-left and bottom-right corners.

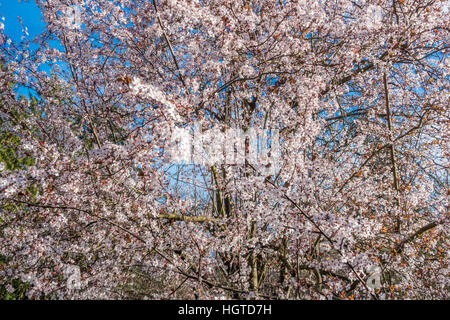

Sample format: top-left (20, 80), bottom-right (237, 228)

top-left (0, 0), bottom-right (448, 300)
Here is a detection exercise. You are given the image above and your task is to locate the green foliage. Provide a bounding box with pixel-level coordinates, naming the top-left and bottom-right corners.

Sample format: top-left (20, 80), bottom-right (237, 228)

top-left (0, 107), bottom-right (36, 300)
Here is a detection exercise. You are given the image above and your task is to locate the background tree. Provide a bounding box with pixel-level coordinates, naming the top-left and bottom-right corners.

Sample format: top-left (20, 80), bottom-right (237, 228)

top-left (0, 0), bottom-right (448, 299)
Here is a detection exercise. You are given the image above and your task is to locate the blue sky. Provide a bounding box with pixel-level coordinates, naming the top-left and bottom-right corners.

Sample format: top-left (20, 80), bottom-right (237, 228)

top-left (0, 0), bottom-right (44, 41)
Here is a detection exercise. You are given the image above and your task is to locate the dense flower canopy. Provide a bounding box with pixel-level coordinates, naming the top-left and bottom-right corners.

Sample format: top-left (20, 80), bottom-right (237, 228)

top-left (0, 0), bottom-right (448, 299)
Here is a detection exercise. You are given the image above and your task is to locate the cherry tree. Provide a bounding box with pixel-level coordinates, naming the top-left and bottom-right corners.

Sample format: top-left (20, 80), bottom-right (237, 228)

top-left (0, 0), bottom-right (448, 299)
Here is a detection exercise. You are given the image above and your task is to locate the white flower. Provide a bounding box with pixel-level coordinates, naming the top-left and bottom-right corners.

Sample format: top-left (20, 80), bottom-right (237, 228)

top-left (23, 143), bottom-right (33, 151)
